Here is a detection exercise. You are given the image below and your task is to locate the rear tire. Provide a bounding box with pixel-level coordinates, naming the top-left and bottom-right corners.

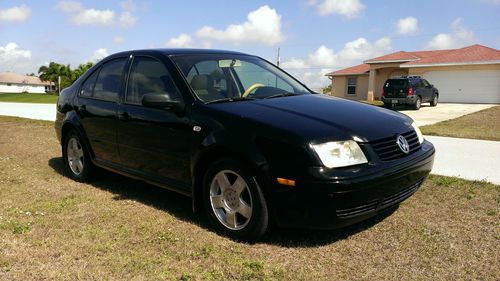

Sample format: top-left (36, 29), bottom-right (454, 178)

top-left (413, 97), bottom-right (422, 110)
top-left (202, 159), bottom-right (269, 240)
top-left (62, 129), bottom-right (97, 182)
top-left (430, 94), bottom-right (438, 107)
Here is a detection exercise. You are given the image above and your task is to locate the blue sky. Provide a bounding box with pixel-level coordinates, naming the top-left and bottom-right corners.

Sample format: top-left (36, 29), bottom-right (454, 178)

top-left (1, 0), bottom-right (499, 89)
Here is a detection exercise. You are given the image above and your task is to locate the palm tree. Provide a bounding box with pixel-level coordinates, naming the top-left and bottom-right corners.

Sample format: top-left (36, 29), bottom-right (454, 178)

top-left (38, 62), bottom-right (71, 92)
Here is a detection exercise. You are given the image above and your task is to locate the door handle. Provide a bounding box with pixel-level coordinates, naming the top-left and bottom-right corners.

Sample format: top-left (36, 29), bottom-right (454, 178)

top-left (118, 112), bottom-right (131, 120)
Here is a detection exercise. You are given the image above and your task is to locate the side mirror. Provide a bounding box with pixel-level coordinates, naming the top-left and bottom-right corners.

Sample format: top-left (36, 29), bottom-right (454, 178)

top-left (141, 93), bottom-right (184, 113)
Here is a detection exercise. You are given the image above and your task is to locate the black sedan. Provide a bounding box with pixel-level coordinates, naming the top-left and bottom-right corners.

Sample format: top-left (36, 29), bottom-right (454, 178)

top-left (55, 49), bottom-right (435, 239)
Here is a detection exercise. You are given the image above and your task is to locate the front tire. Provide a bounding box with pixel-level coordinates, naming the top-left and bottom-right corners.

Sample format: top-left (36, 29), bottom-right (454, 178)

top-left (202, 159), bottom-right (269, 240)
top-left (62, 129), bottom-right (97, 182)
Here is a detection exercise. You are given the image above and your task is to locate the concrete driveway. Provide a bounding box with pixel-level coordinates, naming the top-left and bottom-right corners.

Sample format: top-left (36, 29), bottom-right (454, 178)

top-left (0, 102), bottom-right (56, 121)
top-left (398, 103), bottom-right (496, 126)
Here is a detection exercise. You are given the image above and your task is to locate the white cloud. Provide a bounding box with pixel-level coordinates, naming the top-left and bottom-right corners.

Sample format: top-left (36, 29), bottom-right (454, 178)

top-left (120, 0), bottom-right (136, 11)
top-left (281, 37), bottom-right (392, 90)
top-left (57, 1), bottom-right (137, 28)
top-left (119, 11), bottom-right (136, 27)
top-left (425, 18), bottom-right (475, 50)
top-left (113, 36), bottom-right (125, 44)
top-left (56, 0), bottom-right (84, 13)
top-left (313, 0), bottom-right (365, 18)
top-left (89, 48), bottom-right (109, 62)
top-left (72, 8), bottom-right (115, 26)
top-left (0, 42), bottom-right (32, 73)
top-left (0, 4), bottom-right (31, 22)
top-left (396, 16), bottom-right (419, 35)
top-left (165, 34), bottom-right (194, 48)
top-left (196, 5), bottom-right (284, 46)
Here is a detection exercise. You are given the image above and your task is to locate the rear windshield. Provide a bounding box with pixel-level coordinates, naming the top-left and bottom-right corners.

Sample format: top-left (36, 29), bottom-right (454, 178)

top-left (384, 79), bottom-right (408, 88)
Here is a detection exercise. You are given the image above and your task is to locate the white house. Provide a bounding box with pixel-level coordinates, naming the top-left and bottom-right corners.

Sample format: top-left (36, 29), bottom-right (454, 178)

top-left (0, 72), bottom-right (55, 94)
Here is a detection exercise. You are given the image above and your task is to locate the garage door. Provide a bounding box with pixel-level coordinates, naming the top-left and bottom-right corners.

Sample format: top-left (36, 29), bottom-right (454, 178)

top-left (423, 70), bottom-right (500, 103)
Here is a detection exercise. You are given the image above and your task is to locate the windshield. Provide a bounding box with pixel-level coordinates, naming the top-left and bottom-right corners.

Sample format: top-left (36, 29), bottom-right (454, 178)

top-left (171, 54), bottom-right (311, 103)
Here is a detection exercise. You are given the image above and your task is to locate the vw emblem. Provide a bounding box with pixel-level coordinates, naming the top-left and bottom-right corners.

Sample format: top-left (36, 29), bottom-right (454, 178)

top-left (396, 135), bottom-right (410, 154)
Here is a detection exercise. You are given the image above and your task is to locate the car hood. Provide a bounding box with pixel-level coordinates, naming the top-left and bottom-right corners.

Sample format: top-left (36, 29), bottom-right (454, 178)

top-left (207, 94), bottom-right (414, 143)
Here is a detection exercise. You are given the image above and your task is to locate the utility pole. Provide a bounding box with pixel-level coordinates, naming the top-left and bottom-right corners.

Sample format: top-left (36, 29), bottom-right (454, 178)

top-left (276, 47), bottom-right (281, 67)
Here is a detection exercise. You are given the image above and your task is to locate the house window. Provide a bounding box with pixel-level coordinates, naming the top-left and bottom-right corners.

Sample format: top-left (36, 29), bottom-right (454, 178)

top-left (347, 77), bottom-right (356, 95)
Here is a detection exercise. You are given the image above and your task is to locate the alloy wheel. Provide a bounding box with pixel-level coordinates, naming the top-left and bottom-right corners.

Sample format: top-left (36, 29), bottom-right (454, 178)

top-left (209, 170), bottom-right (253, 230)
top-left (66, 137), bottom-right (84, 175)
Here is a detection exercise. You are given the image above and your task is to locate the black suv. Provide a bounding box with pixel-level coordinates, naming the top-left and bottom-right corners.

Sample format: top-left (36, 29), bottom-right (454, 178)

top-left (381, 76), bottom-right (439, 110)
top-left (55, 49), bottom-right (435, 239)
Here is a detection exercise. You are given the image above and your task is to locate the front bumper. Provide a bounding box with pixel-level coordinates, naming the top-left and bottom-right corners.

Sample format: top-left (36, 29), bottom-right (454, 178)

top-left (267, 141), bottom-right (435, 229)
top-left (381, 96), bottom-right (417, 105)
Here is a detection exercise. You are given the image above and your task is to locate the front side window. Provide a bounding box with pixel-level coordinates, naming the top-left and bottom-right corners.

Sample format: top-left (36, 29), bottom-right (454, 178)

top-left (171, 54), bottom-right (310, 103)
top-left (93, 58), bottom-right (127, 102)
top-left (347, 77), bottom-right (357, 95)
top-left (126, 57), bottom-right (181, 105)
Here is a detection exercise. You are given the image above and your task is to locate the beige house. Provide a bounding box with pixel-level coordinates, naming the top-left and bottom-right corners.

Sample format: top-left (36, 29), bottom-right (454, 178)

top-left (0, 72), bottom-right (55, 94)
top-left (326, 44), bottom-right (500, 103)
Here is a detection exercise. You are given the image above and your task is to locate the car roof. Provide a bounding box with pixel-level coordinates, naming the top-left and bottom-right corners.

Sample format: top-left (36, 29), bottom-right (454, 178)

top-left (109, 48), bottom-right (250, 58)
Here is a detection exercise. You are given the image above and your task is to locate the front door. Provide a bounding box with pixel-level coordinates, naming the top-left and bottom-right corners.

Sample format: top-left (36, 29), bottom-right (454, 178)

top-left (116, 55), bottom-right (193, 191)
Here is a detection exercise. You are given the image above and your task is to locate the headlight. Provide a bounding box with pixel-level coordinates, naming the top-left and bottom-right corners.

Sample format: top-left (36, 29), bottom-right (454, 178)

top-left (310, 140), bottom-right (368, 168)
top-left (411, 122), bottom-right (424, 144)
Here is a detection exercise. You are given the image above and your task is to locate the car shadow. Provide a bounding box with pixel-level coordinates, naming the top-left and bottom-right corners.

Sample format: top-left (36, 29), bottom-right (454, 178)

top-left (48, 157), bottom-right (398, 248)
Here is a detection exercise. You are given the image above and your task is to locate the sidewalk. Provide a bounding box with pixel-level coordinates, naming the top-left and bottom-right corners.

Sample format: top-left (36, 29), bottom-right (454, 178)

top-left (0, 102), bottom-right (56, 121)
top-left (426, 136), bottom-right (500, 184)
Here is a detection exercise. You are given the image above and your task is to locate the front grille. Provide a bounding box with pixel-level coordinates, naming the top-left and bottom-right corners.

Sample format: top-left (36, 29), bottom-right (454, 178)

top-left (370, 130), bottom-right (421, 161)
top-left (336, 178), bottom-right (424, 219)
top-left (380, 179), bottom-right (422, 208)
top-left (336, 200), bottom-right (379, 218)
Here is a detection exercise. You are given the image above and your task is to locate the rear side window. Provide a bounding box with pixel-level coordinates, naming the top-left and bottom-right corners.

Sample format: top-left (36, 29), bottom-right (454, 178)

top-left (80, 69), bottom-right (99, 97)
top-left (385, 79), bottom-right (408, 88)
top-left (93, 58), bottom-right (127, 102)
top-left (126, 56), bottom-right (181, 105)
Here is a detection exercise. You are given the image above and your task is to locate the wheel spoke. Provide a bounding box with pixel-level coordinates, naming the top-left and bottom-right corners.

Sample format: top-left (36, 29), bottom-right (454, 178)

top-left (215, 173), bottom-right (230, 192)
top-left (76, 149), bottom-right (84, 158)
top-left (76, 160), bottom-right (84, 172)
top-left (237, 200), bottom-right (252, 219)
top-left (211, 195), bottom-right (225, 209)
top-left (226, 211), bottom-right (237, 228)
top-left (232, 176), bottom-right (246, 196)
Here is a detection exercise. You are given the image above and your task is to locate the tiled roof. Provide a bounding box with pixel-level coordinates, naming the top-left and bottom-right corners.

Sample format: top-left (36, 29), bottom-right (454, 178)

top-left (402, 44), bottom-right (500, 66)
top-left (325, 63), bottom-right (370, 76)
top-left (326, 44), bottom-right (500, 76)
top-left (0, 72), bottom-right (53, 86)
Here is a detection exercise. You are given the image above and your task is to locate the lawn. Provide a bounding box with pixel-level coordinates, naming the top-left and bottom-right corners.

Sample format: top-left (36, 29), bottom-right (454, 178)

top-left (0, 116), bottom-right (499, 280)
top-left (0, 93), bottom-right (58, 104)
top-left (421, 106), bottom-right (500, 141)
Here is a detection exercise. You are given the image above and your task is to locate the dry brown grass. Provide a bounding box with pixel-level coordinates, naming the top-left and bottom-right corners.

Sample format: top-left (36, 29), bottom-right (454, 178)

top-left (0, 116), bottom-right (499, 280)
top-left (421, 106), bottom-right (500, 141)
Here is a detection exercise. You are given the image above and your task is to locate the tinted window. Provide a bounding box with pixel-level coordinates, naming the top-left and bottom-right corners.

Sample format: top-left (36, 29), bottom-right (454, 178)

top-left (80, 68), bottom-right (99, 97)
top-left (385, 79), bottom-right (408, 88)
top-left (126, 57), bottom-right (181, 105)
top-left (422, 79), bottom-right (430, 87)
top-left (93, 58), bottom-right (127, 102)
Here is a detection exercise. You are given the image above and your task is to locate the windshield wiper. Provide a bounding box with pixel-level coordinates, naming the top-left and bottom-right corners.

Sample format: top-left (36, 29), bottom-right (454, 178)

top-left (205, 97), bottom-right (256, 104)
top-left (263, 92), bottom-right (296, 99)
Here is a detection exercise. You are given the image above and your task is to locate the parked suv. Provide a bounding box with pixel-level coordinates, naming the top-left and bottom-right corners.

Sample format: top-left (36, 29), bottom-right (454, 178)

top-left (381, 76), bottom-right (439, 110)
top-left (55, 49), bottom-right (435, 239)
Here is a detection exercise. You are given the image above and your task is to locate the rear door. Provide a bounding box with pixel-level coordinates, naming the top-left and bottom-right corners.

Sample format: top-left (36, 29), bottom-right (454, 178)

top-left (116, 55), bottom-right (193, 191)
top-left (384, 79), bottom-right (408, 98)
top-left (76, 58), bottom-right (128, 164)
top-left (421, 79), bottom-right (433, 101)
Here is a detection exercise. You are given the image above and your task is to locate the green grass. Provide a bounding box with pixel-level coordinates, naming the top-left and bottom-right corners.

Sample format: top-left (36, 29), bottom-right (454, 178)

top-left (360, 100), bottom-right (384, 106)
top-left (0, 93), bottom-right (58, 104)
top-left (0, 115), bottom-right (499, 280)
top-left (421, 106), bottom-right (500, 141)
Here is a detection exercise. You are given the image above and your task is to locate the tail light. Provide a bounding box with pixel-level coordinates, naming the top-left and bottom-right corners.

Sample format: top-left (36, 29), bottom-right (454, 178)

top-left (408, 87), bottom-right (413, 96)
top-left (381, 88), bottom-right (384, 97)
